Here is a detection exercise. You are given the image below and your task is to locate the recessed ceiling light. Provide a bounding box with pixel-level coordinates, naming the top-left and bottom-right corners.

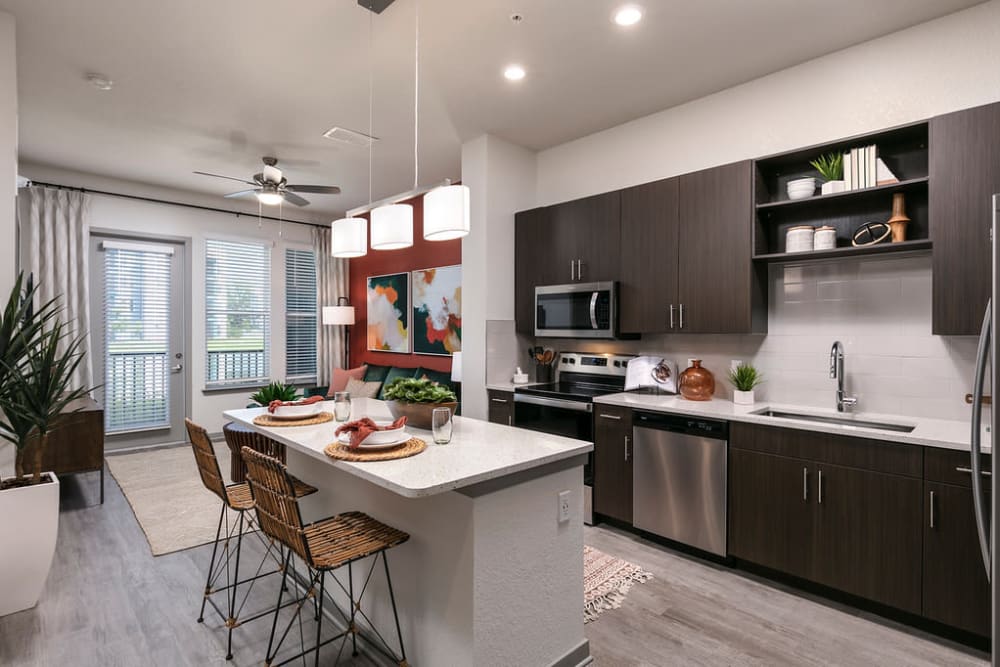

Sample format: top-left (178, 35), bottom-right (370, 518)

top-left (613, 5), bottom-right (643, 26)
top-left (504, 65), bottom-right (526, 81)
top-left (86, 72), bottom-right (114, 91)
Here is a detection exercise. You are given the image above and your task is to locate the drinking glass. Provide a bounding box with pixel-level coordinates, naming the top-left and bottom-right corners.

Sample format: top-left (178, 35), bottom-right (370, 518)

top-left (431, 407), bottom-right (453, 445)
top-left (333, 391), bottom-right (352, 422)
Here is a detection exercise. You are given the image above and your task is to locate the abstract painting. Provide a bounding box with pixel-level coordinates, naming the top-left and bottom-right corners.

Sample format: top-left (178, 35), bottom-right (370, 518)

top-left (412, 265), bottom-right (462, 356)
top-left (367, 272), bottom-right (410, 353)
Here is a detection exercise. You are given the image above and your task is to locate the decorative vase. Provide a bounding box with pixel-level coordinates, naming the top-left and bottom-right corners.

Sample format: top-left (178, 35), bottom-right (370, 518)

top-left (733, 390), bottom-right (755, 406)
top-left (821, 180), bottom-right (846, 195)
top-left (887, 192), bottom-right (910, 242)
top-left (0, 472), bottom-right (60, 616)
top-left (679, 360), bottom-right (715, 401)
top-left (385, 400), bottom-right (458, 430)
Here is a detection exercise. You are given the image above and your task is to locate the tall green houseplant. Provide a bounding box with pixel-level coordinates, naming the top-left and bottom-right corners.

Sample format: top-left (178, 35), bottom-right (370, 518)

top-left (0, 273), bottom-right (90, 486)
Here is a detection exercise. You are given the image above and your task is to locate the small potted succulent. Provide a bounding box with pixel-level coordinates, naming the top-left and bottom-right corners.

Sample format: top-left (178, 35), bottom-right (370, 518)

top-left (249, 381), bottom-right (300, 408)
top-left (727, 363), bottom-right (763, 406)
top-left (810, 152), bottom-right (845, 195)
top-left (382, 377), bottom-right (458, 430)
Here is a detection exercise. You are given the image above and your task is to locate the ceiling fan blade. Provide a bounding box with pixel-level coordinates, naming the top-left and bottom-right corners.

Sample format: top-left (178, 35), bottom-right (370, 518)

top-left (281, 191), bottom-right (311, 207)
top-left (224, 189), bottom-right (261, 199)
top-left (193, 171), bottom-right (257, 186)
top-left (285, 184), bottom-right (342, 194)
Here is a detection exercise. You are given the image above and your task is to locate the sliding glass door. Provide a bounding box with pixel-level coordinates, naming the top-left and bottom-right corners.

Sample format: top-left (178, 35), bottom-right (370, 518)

top-left (90, 235), bottom-right (187, 449)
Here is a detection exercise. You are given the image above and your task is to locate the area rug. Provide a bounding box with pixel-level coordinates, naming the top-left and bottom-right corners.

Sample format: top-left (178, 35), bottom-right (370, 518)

top-left (584, 545), bottom-right (652, 623)
top-left (106, 441), bottom-right (247, 556)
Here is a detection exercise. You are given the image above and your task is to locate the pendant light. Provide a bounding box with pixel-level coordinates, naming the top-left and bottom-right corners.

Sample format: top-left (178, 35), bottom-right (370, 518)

top-left (371, 0), bottom-right (420, 251)
top-left (424, 183), bottom-right (470, 240)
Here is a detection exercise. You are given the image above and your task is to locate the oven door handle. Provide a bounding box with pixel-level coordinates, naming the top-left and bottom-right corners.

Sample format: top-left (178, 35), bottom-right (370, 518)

top-left (514, 393), bottom-right (594, 413)
top-left (590, 291), bottom-right (599, 329)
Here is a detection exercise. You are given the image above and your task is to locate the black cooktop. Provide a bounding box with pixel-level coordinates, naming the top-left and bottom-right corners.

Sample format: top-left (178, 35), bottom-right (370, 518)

top-left (516, 381), bottom-right (625, 402)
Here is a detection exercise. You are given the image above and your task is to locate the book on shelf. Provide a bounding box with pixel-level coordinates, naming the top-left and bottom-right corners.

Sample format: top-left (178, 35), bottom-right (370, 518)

top-left (876, 157), bottom-right (900, 185)
top-left (867, 145), bottom-right (877, 187)
top-left (843, 152), bottom-right (852, 190)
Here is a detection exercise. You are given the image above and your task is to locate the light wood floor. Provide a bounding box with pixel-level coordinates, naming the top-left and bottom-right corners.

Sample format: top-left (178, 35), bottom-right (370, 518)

top-left (0, 465), bottom-right (990, 666)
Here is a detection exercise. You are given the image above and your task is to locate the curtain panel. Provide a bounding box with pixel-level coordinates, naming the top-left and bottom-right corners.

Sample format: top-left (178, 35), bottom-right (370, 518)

top-left (312, 226), bottom-right (350, 385)
top-left (17, 186), bottom-right (94, 392)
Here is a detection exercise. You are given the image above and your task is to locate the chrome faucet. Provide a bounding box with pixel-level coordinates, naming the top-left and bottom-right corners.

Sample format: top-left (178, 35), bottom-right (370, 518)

top-left (829, 341), bottom-right (857, 412)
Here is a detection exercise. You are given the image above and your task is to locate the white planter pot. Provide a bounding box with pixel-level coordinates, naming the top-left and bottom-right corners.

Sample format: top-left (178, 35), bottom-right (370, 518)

top-left (0, 472), bottom-right (59, 616)
top-left (733, 390), bottom-right (755, 406)
top-left (821, 180), bottom-right (846, 195)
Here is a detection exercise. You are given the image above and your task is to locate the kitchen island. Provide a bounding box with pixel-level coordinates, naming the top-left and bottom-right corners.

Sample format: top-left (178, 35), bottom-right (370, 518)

top-left (224, 398), bottom-right (593, 667)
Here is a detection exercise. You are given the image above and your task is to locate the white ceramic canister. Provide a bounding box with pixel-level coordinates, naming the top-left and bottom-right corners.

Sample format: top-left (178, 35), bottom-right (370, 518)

top-left (814, 225), bottom-right (837, 250)
top-left (785, 225), bottom-right (815, 253)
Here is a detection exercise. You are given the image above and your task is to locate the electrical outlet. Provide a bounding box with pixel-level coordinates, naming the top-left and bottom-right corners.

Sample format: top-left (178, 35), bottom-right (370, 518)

top-left (558, 490), bottom-right (571, 523)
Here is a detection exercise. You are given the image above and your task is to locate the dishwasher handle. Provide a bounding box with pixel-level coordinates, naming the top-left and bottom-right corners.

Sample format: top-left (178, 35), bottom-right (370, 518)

top-left (633, 411), bottom-right (729, 440)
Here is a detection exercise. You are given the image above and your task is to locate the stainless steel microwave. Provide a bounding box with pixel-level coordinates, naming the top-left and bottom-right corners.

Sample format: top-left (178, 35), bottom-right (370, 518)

top-left (535, 282), bottom-right (617, 338)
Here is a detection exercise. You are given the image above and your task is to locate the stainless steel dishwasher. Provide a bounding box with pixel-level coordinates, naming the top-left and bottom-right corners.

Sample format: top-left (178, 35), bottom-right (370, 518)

top-left (632, 411), bottom-right (728, 556)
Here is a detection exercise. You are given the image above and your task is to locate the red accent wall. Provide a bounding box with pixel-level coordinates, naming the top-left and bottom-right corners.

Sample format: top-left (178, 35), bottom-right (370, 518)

top-left (349, 194), bottom-right (462, 373)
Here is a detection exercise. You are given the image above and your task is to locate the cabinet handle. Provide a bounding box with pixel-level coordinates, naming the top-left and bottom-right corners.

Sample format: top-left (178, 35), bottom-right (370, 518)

top-left (624, 435), bottom-right (630, 463)
top-left (570, 260), bottom-right (575, 281)
top-left (576, 259), bottom-right (584, 281)
top-left (679, 303), bottom-right (685, 329)
top-left (802, 467), bottom-right (808, 501)
top-left (818, 470), bottom-right (824, 504)
top-left (956, 466), bottom-right (992, 477)
top-left (929, 490), bottom-right (936, 529)
top-left (598, 413), bottom-right (622, 420)
top-left (490, 398), bottom-right (509, 404)
top-left (669, 304), bottom-right (675, 329)
top-left (508, 415), bottom-right (512, 426)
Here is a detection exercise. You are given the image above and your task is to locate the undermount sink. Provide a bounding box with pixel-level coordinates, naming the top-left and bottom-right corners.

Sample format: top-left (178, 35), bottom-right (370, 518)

top-left (750, 408), bottom-right (916, 433)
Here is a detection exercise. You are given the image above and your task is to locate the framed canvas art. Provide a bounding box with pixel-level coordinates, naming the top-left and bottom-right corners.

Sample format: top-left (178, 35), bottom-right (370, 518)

top-left (366, 272), bottom-right (410, 353)
top-left (412, 265), bottom-right (461, 356)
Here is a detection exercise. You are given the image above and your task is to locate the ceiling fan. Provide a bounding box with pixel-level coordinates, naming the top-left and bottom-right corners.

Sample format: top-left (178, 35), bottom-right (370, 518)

top-left (194, 157), bottom-right (340, 207)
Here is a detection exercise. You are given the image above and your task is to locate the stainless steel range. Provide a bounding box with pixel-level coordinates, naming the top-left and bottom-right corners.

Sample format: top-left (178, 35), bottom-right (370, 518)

top-left (513, 352), bottom-right (634, 525)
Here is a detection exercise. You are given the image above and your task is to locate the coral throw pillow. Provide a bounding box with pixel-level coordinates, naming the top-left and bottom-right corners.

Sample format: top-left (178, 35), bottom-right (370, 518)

top-left (328, 365), bottom-right (367, 396)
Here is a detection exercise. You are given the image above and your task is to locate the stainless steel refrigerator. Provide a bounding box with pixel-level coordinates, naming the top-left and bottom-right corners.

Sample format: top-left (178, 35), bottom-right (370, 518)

top-left (970, 193), bottom-right (1000, 664)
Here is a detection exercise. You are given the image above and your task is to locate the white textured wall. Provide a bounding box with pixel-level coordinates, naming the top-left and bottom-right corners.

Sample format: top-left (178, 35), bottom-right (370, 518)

top-left (0, 12), bottom-right (16, 296)
top-left (19, 162), bottom-right (317, 435)
top-left (535, 1), bottom-right (1000, 207)
top-left (461, 135), bottom-right (536, 420)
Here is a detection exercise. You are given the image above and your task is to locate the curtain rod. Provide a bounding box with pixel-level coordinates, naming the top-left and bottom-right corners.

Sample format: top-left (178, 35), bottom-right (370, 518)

top-left (27, 181), bottom-right (328, 228)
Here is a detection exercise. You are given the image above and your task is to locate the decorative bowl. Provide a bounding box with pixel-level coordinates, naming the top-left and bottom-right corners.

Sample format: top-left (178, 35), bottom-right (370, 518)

top-left (363, 421), bottom-right (408, 445)
top-left (385, 401), bottom-right (458, 430)
top-left (786, 177), bottom-right (817, 200)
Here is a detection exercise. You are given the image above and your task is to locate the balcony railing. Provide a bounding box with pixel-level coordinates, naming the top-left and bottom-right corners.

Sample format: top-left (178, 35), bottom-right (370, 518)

top-left (207, 348), bottom-right (266, 384)
top-left (105, 351), bottom-right (169, 432)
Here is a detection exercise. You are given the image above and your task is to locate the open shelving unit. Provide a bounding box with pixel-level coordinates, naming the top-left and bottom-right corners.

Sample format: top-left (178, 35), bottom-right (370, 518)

top-left (752, 121), bottom-right (930, 262)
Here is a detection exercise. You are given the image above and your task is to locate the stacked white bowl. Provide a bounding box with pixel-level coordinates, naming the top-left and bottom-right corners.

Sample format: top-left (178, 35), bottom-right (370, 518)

top-left (786, 177), bottom-right (817, 200)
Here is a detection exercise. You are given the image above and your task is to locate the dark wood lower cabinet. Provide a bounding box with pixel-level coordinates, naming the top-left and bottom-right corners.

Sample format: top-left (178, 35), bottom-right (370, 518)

top-left (486, 390), bottom-right (514, 426)
top-left (593, 405), bottom-right (632, 524)
top-left (923, 481), bottom-right (991, 636)
top-left (812, 463), bottom-right (922, 614)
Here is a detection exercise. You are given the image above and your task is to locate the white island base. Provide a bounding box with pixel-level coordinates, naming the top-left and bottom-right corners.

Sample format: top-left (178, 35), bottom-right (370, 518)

top-left (225, 399), bottom-right (592, 667)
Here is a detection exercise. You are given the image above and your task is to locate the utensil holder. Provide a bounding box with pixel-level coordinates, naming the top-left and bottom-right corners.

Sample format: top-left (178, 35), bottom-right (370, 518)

top-left (535, 363), bottom-right (553, 384)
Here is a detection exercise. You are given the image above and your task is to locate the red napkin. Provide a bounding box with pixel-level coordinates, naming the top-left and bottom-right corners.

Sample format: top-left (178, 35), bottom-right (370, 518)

top-left (268, 395), bottom-right (324, 414)
top-left (335, 416), bottom-right (407, 449)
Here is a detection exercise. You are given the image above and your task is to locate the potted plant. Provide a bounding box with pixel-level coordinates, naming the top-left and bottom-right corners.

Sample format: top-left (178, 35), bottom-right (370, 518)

top-left (0, 273), bottom-right (90, 616)
top-left (810, 152), bottom-right (845, 195)
top-left (382, 377), bottom-right (458, 430)
top-left (727, 363), bottom-right (763, 406)
top-left (249, 380), bottom-right (300, 408)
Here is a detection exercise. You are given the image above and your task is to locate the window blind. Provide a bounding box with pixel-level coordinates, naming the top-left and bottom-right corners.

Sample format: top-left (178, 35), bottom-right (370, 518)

top-left (103, 246), bottom-right (171, 433)
top-left (285, 248), bottom-right (318, 383)
top-left (205, 239), bottom-right (271, 386)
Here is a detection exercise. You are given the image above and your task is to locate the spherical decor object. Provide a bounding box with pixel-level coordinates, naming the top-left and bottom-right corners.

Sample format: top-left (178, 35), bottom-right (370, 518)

top-left (679, 360), bottom-right (715, 401)
top-left (331, 217), bottom-right (368, 257)
top-left (371, 204), bottom-right (414, 250)
top-left (423, 184), bottom-right (470, 240)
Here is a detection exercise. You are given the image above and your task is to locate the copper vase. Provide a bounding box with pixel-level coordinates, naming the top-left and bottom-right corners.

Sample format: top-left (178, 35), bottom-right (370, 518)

top-left (679, 360), bottom-right (715, 401)
top-left (887, 192), bottom-right (910, 243)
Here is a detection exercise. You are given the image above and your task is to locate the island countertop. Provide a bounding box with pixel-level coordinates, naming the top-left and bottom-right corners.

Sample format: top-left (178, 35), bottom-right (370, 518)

top-left (223, 398), bottom-right (592, 499)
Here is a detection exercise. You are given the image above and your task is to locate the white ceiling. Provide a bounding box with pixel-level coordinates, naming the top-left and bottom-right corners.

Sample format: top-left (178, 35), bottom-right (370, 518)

top-left (1, 0), bottom-right (983, 216)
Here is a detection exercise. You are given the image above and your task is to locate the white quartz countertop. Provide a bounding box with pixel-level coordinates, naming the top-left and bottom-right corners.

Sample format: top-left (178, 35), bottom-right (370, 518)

top-left (224, 398), bottom-right (592, 498)
top-left (486, 381), bottom-right (539, 392)
top-left (594, 393), bottom-right (990, 453)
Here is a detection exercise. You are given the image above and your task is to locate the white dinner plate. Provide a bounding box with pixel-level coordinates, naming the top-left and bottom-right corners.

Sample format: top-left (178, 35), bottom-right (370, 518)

top-left (337, 431), bottom-right (410, 450)
top-left (268, 407), bottom-right (324, 421)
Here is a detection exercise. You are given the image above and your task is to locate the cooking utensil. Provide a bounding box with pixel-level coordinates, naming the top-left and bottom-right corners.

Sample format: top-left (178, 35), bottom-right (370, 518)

top-left (541, 349), bottom-right (555, 365)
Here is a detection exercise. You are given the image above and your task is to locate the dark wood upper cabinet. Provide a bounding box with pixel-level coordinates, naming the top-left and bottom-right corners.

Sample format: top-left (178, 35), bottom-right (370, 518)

top-left (678, 160), bottom-right (765, 333)
top-left (931, 102), bottom-right (1000, 335)
top-left (514, 206), bottom-right (554, 334)
top-left (593, 405), bottom-right (633, 524)
top-left (620, 178), bottom-right (679, 333)
top-left (550, 191), bottom-right (621, 284)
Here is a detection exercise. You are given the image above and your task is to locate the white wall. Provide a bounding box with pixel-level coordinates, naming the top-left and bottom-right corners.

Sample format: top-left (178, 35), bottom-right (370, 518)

top-left (536, 0), bottom-right (1000, 206)
top-left (0, 11), bottom-right (16, 296)
top-left (461, 135), bottom-right (536, 420)
top-left (19, 162), bottom-right (322, 435)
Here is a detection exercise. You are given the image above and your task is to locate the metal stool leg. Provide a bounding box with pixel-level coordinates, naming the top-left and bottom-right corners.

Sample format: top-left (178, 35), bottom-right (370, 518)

top-left (383, 552), bottom-right (407, 666)
top-left (226, 510), bottom-right (245, 661)
top-left (198, 503), bottom-right (226, 623)
top-left (314, 571), bottom-right (325, 667)
top-left (349, 561), bottom-right (358, 657)
top-left (267, 549), bottom-right (292, 665)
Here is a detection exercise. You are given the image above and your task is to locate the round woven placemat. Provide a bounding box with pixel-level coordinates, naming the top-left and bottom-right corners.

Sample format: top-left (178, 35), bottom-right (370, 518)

top-left (253, 412), bottom-right (334, 427)
top-left (323, 437), bottom-right (427, 462)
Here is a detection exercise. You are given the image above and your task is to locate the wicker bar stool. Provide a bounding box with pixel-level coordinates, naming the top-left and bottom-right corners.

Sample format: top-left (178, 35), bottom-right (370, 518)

top-left (241, 447), bottom-right (410, 667)
top-left (223, 421), bottom-right (285, 484)
top-left (185, 419), bottom-right (317, 661)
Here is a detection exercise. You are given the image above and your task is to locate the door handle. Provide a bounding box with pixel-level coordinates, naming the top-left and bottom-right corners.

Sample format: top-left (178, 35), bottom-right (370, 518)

top-left (490, 398), bottom-right (509, 404)
top-left (171, 364), bottom-right (184, 373)
top-left (624, 435), bottom-right (630, 463)
top-left (956, 466), bottom-right (992, 477)
top-left (818, 470), bottom-right (824, 504)
top-left (669, 304), bottom-right (675, 329)
top-left (802, 467), bottom-right (808, 501)
top-left (597, 413), bottom-right (622, 420)
top-left (929, 490), bottom-right (936, 529)
top-left (576, 259), bottom-right (583, 281)
top-left (679, 303), bottom-right (685, 329)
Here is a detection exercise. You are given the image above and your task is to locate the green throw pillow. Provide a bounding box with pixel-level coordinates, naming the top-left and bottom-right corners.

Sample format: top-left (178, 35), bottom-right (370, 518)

top-left (363, 364), bottom-right (390, 384)
top-left (416, 367), bottom-right (453, 389)
top-left (378, 366), bottom-right (421, 400)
